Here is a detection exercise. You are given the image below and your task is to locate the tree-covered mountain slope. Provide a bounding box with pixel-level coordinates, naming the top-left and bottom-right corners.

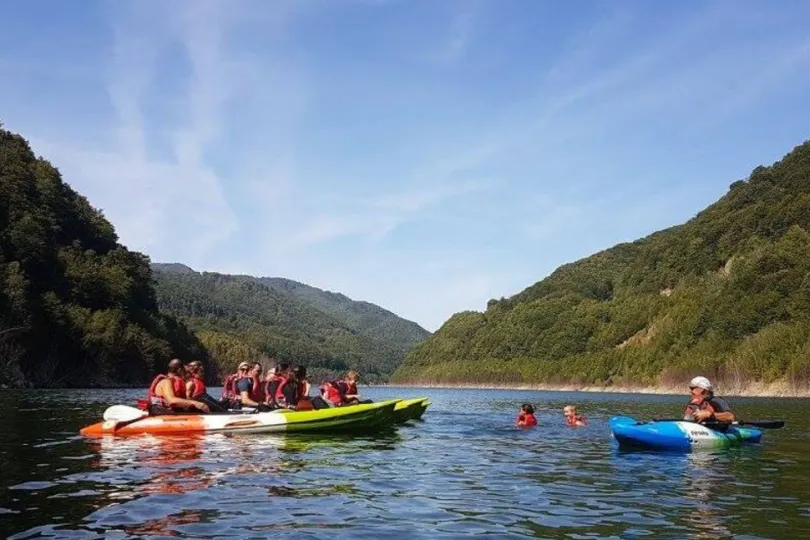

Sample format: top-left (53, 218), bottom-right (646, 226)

top-left (0, 126), bottom-right (206, 388)
top-left (152, 265), bottom-right (430, 382)
top-left (392, 139), bottom-right (810, 392)
top-left (245, 276), bottom-right (429, 351)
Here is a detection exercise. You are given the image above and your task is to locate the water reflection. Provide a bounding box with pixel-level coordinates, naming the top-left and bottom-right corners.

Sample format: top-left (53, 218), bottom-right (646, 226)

top-left (122, 509), bottom-right (208, 538)
top-left (679, 451), bottom-right (732, 538)
top-left (3, 388), bottom-right (810, 538)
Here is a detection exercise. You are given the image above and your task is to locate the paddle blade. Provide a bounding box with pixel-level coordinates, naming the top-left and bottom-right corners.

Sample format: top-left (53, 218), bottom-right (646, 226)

top-left (652, 418), bottom-right (785, 429)
top-left (739, 420), bottom-right (785, 429)
top-left (103, 405), bottom-right (148, 423)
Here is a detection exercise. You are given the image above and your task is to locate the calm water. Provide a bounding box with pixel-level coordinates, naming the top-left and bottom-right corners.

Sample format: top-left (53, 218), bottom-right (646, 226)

top-left (1, 387), bottom-right (809, 539)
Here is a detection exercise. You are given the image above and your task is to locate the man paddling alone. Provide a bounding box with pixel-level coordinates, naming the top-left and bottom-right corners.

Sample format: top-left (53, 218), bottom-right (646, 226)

top-left (684, 376), bottom-right (735, 424)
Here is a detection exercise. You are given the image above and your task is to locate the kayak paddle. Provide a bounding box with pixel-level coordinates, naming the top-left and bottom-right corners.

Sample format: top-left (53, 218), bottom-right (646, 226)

top-left (102, 405), bottom-right (148, 429)
top-left (652, 418), bottom-right (785, 429)
top-left (731, 420), bottom-right (784, 429)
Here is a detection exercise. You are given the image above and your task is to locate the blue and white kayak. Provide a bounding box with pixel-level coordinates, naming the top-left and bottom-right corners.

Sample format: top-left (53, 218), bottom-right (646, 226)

top-left (609, 416), bottom-right (762, 451)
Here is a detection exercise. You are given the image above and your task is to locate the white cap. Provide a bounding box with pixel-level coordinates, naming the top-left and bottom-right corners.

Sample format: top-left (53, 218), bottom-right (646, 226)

top-left (689, 376), bottom-right (713, 392)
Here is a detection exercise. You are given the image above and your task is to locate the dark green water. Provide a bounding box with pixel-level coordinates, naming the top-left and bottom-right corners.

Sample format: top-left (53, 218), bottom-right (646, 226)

top-left (1, 387), bottom-right (809, 538)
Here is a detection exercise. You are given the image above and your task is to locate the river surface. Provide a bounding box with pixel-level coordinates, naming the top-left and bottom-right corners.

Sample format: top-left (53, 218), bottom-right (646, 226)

top-left (1, 387), bottom-right (809, 539)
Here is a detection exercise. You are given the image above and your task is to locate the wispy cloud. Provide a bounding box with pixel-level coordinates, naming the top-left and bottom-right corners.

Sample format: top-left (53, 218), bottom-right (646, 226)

top-left (287, 178), bottom-right (494, 248)
top-left (431, 1), bottom-right (483, 65)
top-left (33, 1), bottom-right (311, 267)
top-left (33, 1), bottom-right (245, 267)
top-left (443, 10), bottom-right (476, 62)
top-left (4, 0), bottom-right (810, 330)
top-left (529, 3), bottom-right (810, 138)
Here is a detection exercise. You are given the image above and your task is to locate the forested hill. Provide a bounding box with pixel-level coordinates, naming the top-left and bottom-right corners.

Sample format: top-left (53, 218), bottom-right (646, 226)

top-left (152, 263), bottom-right (429, 352)
top-left (151, 265), bottom-right (431, 382)
top-left (393, 139), bottom-right (810, 392)
top-left (246, 276), bottom-right (429, 351)
top-left (0, 126), bottom-right (206, 388)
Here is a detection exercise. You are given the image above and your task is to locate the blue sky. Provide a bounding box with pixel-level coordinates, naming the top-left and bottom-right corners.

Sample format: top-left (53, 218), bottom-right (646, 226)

top-left (2, 0), bottom-right (810, 331)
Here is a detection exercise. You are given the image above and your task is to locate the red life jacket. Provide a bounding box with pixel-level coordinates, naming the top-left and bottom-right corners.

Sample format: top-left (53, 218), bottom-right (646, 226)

top-left (274, 376), bottom-right (295, 407)
top-left (346, 381), bottom-right (357, 395)
top-left (320, 380), bottom-right (346, 406)
top-left (147, 374), bottom-right (186, 408)
top-left (221, 374), bottom-right (239, 400)
top-left (517, 412), bottom-right (537, 426)
top-left (189, 377), bottom-right (206, 398)
top-left (248, 376), bottom-right (265, 403)
top-left (265, 375), bottom-right (284, 404)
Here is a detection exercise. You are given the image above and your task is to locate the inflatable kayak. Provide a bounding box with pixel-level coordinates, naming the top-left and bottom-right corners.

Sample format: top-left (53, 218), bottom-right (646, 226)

top-left (610, 415), bottom-right (762, 451)
top-left (80, 399), bottom-right (399, 437)
top-left (393, 397), bottom-right (430, 423)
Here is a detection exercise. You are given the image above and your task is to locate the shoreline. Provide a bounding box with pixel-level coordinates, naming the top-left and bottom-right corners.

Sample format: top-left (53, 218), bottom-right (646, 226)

top-left (377, 381), bottom-right (810, 398)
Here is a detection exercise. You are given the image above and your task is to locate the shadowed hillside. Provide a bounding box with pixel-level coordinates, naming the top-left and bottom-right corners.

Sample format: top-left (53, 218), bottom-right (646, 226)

top-left (0, 125), bottom-right (206, 388)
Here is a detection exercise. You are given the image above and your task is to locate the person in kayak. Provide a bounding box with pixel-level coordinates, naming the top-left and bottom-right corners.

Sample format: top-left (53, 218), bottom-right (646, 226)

top-left (343, 370), bottom-right (362, 404)
top-left (320, 372), bottom-right (367, 406)
top-left (564, 405), bottom-right (588, 426)
top-left (340, 370), bottom-right (374, 404)
top-left (186, 361), bottom-right (206, 398)
top-left (221, 362), bottom-right (249, 406)
top-left (320, 378), bottom-right (346, 406)
top-left (296, 365), bottom-right (312, 403)
top-left (516, 404), bottom-right (537, 427)
top-left (684, 376), bottom-right (735, 423)
top-left (274, 365), bottom-right (308, 409)
top-left (236, 362), bottom-right (270, 411)
top-left (287, 365), bottom-right (330, 410)
top-left (148, 359), bottom-right (209, 414)
top-left (264, 362), bottom-right (290, 408)
top-left (185, 361), bottom-right (228, 413)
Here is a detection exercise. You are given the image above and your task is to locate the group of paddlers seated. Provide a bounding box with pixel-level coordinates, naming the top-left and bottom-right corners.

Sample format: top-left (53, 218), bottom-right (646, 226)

top-left (139, 358), bottom-right (368, 415)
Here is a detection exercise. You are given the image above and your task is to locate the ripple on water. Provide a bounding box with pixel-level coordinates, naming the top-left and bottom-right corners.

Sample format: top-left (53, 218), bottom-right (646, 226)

top-left (3, 387), bottom-right (810, 539)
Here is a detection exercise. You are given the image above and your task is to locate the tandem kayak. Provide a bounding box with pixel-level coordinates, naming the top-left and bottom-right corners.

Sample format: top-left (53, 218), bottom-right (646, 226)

top-left (609, 415), bottom-right (762, 451)
top-left (393, 397), bottom-right (430, 423)
top-left (80, 399), bottom-right (400, 437)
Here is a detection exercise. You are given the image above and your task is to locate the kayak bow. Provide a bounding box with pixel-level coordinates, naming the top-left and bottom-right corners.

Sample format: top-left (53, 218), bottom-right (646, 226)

top-left (393, 397), bottom-right (429, 423)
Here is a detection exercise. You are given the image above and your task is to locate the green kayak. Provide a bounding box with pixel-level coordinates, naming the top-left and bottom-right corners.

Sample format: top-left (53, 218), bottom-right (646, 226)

top-left (393, 397), bottom-right (430, 423)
